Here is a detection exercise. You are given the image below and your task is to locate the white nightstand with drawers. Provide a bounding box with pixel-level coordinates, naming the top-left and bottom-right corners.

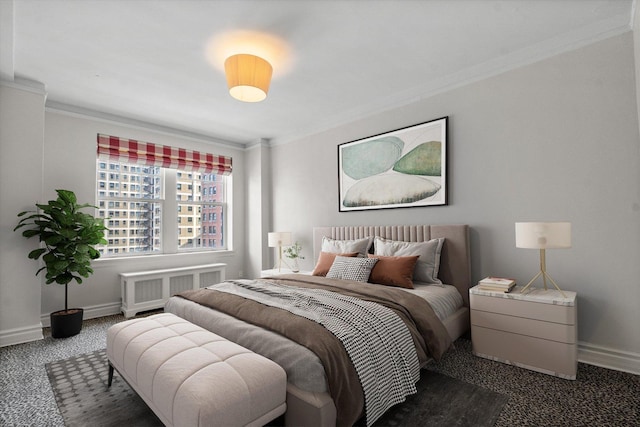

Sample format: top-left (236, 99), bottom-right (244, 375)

top-left (470, 285), bottom-right (577, 379)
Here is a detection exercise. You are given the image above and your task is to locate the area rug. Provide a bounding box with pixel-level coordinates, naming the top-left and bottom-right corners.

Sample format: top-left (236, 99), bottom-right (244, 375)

top-left (371, 369), bottom-right (507, 426)
top-left (46, 349), bottom-right (507, 427)
top-left (45, 349), bottom-right (162, 427)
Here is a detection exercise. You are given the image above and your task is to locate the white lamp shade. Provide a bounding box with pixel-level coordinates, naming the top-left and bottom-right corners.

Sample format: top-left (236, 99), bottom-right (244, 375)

top-left (515, 222), bottom-right (571, 249)
top-left (268, 231), bottom-right (292, 247)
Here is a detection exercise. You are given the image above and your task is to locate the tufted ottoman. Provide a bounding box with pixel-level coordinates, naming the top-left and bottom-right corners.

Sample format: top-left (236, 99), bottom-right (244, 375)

top-left (106, 313), bottom-right (287, 427)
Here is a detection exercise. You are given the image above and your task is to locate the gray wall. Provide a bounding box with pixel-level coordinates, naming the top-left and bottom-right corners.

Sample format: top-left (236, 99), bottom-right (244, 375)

top-left (635, 2), bottom-right (640, 138)
top-left (0, 83), bottom-right (46, 345)
top-left (269, 33), bottom-right (640, 371)
top-left (245, 142), bottom-right (272, 279)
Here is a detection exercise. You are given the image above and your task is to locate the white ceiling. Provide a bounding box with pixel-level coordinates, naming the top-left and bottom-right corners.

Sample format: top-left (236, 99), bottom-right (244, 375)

top-left (3, 0), bottom-right (635, 147)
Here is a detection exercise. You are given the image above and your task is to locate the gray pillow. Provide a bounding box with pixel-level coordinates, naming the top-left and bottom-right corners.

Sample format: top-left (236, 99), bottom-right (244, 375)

top-left (326, 256), bottom-right (378, 282)
top-left (321, 236), bottom-right (373, 257)
top-left (373, 236), bottom-right (445, 284)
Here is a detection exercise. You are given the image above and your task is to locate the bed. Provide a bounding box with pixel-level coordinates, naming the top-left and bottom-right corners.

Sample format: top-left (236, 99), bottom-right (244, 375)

top-left (165, 224), bottom-right (471, 427)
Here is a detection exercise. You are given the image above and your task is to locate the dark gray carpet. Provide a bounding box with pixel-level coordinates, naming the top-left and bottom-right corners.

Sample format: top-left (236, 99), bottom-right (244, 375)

top-left (46, 349), bottom-right (506, 427)
top-left (429, 339), bottom-right (640, 427)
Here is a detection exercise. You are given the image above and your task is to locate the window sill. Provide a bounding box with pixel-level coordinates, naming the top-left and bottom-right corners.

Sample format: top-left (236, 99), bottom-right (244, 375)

top-left (93, 250), bottom-right (236, 268)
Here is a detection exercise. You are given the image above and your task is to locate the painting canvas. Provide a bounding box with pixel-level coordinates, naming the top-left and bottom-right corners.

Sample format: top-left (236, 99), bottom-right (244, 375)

top-left (338, 117), bottom-right (447, 211)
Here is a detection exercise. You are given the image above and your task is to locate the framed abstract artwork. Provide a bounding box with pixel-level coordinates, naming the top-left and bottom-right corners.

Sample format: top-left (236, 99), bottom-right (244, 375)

top-left (338, 116), bottom-right (448, 212)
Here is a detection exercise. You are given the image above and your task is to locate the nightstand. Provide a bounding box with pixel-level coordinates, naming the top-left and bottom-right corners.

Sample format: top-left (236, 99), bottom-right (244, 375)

top-left (260, 269), bottom-right (311, 277)
top-left (470, 285), bottom-right (577, 379)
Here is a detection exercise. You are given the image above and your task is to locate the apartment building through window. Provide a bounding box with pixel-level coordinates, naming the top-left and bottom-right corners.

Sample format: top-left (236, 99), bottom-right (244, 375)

top-left (177, 171), bottom-right (225, 250)
top-left (96, 160), bottom-right (228, 256)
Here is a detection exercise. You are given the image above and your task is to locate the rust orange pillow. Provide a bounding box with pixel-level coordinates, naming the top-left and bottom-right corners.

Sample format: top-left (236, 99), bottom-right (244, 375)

top-left (312, 251), bottom-right (359, 276)
top-left (367, 254), bottom-right (420, 289)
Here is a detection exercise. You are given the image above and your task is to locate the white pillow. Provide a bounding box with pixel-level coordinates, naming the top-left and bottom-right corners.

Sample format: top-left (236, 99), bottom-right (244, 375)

top-left (321, 236), bottom-right (373, 257)
top-left (373, 236), bottom-right (445, 284)
top-left (326, 256), bottom-right (378, 282)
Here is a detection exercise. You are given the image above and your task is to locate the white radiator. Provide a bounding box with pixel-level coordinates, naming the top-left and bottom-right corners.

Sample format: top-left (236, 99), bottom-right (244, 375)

top-left (119, 263), bottom-right (226, 318)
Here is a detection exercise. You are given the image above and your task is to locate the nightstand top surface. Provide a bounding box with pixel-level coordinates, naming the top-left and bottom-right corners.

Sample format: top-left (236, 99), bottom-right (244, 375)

top-left (470, 285), bottom-right (576, 306)
top-left (261, 269), bottom-right (311, 276)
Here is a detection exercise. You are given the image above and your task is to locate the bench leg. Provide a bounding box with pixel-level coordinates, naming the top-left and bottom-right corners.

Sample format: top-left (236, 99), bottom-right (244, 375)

top-left (108, 362), bottom-right (114, 387)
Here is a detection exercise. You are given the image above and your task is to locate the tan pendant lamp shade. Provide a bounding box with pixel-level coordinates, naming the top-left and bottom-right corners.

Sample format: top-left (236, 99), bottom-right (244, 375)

top-left (224, 54), bottom-right (273, 102)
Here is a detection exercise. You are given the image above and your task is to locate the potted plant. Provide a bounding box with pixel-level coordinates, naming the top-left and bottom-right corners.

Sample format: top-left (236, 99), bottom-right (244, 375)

top-left (283, 241), bottom-right (304, 272)
top-left (14, 189), bottom-right (108, 338)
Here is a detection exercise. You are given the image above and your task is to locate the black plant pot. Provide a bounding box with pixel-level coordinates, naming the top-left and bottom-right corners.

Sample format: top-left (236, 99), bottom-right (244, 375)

top-left (50, 308), bottom-right (84, 338)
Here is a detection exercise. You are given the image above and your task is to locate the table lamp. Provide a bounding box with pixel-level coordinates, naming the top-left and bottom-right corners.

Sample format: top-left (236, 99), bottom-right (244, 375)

top-left (268, 231), bottom-right (292, 271)
top-left (515, 222), bottom-right (571, 297)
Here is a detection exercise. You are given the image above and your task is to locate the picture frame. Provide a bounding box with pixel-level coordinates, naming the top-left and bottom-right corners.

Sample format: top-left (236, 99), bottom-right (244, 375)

top-left (338, 116), bottom-right (448, 212)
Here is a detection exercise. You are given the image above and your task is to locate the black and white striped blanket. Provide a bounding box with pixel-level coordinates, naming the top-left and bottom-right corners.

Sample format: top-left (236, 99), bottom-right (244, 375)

top-left (215, 279), bottom-right (420, 426)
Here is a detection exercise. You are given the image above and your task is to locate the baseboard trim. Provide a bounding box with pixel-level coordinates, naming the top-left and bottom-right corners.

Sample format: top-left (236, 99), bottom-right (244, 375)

top-left (578, 341), bottom-right (640, 375)
top-left (0, 323), bottom-right (44, 347)
top-left (40, 302), bottom-right (122, 327)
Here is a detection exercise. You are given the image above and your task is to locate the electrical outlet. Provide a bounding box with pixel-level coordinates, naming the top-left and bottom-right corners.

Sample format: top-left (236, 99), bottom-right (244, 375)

top-left (238, 270), bottom-right (244, 278)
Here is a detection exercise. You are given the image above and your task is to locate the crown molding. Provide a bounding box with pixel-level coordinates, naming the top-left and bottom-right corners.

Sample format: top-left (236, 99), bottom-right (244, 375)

top-left (45, 101), bottom-right (247, 150)
top-left (244, 138), bottom-right (272, 150)
top-left (0, 77), bottom-right (46, 95)
top-left (271, 18), bottom-right (632, 147)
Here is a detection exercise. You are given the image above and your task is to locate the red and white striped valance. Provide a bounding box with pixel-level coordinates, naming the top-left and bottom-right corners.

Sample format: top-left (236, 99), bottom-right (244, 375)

top-left (97, 134), bottom-right (232, 175)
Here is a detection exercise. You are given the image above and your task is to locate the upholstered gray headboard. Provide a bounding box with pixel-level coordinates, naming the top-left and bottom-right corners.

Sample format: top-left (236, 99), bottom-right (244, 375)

top-left (313, 225), bottom-right (472, 306)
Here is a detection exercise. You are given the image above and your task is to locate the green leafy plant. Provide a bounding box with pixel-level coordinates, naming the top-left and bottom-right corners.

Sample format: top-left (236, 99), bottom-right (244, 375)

top-left (283, 241), bottom-right (304, 260)
top-left (14, 189), bottom-right (108, 312)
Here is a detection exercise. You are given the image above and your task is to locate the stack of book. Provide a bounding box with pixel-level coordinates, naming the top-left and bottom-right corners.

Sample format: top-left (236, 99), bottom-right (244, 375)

top-left (477, 276), bottom-right (516, 292)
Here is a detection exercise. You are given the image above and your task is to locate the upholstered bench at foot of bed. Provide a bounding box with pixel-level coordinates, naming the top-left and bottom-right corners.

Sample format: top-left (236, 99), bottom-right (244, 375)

top-left (106, 313), bottom-right (287, 427)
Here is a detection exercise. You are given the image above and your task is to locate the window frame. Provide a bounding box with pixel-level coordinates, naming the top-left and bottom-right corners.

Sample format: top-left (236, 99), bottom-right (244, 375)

top-left (96, 159), bottom-right (230, 258)
top-left (175, 170), bottom-right (228, 252)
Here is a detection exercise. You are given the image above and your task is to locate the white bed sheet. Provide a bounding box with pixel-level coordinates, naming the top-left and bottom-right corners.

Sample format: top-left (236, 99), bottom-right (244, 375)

top-left (398, 283), bottom-right (464, 321)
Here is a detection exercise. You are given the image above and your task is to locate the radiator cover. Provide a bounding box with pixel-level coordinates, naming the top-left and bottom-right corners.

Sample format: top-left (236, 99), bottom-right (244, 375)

top-left (120, 263), bottom-right (226, 318)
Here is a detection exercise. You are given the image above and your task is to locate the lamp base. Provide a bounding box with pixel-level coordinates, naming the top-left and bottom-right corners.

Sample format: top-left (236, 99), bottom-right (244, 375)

top-left (520, 248), bottom-right (567, 298)
top-left (273, 245), bottom-right (283, 272)
top-left (520, 270), bottom-right (567, 298)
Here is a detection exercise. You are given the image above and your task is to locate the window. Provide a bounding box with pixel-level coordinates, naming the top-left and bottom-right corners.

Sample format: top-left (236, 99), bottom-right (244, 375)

top-left (96, 133), bottom-right (231, 257)
top-left (96, 160), bottom-right (229, 256)
top-left (96, 161), bottom-right (162, 256)
top-left (177, 171), bottom-right (226, 250)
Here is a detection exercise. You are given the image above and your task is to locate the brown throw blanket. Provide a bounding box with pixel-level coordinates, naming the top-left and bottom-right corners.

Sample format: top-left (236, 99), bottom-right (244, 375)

top-left (176, 274), bottom-right (452, 427)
